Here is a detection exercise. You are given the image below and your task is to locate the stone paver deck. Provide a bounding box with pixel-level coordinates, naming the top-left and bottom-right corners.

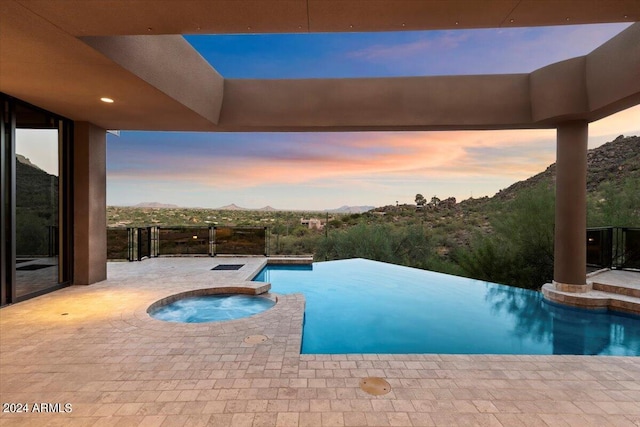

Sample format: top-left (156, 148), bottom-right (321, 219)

top-left (1, 258), bottom-right (640, 426)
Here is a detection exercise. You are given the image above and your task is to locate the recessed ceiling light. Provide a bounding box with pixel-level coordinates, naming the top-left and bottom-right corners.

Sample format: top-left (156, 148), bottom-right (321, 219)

top-left (100, 97), bottom-right (114, 103)
top-left (510, 18), bottom-right (515, 23)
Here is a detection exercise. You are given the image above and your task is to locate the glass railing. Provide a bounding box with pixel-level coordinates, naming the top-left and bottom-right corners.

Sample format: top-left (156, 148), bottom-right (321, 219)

top-left (213, 226), bottom-right (267, 256)
top-left (586, 227), bottom-right (640, 270)
top-left (587, 227), bottom-right (613, 268)
top-left (106, 228), bottom-right (131, 260)
top-left (158, 226), bottom-right (210, 256)
top-left (621, 227), bottom-right (640, 269)
top-left (107, 226), bottom-right (268, 261)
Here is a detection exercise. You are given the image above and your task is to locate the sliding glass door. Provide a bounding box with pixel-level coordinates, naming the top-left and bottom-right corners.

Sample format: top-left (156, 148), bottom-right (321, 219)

top-left (15, 127), bottom-right (60, 298)
top-left (1, 94), bottom-right (72, 305)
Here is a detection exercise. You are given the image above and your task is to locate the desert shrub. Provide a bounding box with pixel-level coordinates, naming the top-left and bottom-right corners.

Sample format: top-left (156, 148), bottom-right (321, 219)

top-left (423, 256), bottom-right (465, 276)
top-left (315, 223), bottom-right (438, 269)
top-left (588, 177), bottom-right (640, 227)
top-left (455, 185), bottom-right (554, 290)
top-left (272, 233), bottom-right (322, 255)
top-left (317, 223), bottom-right (393, 262)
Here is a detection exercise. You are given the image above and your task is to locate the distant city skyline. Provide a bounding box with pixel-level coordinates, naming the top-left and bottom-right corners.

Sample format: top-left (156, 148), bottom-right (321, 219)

top-left (105, 23), bottom-right (639, 210)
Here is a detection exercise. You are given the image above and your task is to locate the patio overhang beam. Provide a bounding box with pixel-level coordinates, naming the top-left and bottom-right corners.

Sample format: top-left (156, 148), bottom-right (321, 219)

top-left (75, 22), bottom-right (640, 133)
top-left (2, 0), bottom-right (638, 132)
top-left (81, 35), bottom-right (224, 126)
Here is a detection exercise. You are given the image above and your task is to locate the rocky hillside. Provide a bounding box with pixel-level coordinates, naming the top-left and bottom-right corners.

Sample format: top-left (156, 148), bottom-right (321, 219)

top-left (17, 155), bottom-right (58, 210)
top-left (495, 135), bottom-right (640, 200)
top-left (16, 156), bottom-right (58, 255)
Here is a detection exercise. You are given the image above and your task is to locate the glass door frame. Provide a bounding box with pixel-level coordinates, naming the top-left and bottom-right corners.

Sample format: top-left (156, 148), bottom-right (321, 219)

top-left (1, 97), bottom-right (16, 306)
top-left (1, 94), bottom-right (73, 306)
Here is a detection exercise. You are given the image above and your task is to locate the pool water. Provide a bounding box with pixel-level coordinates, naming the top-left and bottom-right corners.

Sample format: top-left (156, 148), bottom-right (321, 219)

top-left (253, 258), bottom-right (640, 355)
top-left (149, 294), bottom-right (275, 323)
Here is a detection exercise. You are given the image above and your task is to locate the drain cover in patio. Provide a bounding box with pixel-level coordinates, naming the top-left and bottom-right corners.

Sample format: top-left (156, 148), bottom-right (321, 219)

top-left (360, 377), bottom-right (392, 395)
top-left (16, 264), bottom-right (56, 271)
top-left (211, 264), bottom-right (244, 271)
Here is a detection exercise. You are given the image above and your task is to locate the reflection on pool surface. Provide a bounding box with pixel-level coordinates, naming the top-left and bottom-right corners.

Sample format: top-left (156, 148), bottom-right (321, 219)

top-left (149, 294), bottom-right (275, 323)
top-left (254, 258), bottom-right (640, 355)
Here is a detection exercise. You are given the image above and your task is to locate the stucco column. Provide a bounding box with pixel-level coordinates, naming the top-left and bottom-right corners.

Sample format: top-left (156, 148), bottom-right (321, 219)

top-left (74, 122), bottom-right (107, 285)
top-left (553, 121), bottom-right (588, 292)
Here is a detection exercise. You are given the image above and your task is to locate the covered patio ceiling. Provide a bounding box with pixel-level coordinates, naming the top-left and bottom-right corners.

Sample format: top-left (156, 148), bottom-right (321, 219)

top-left (1, 0), bottom-right (639, 131)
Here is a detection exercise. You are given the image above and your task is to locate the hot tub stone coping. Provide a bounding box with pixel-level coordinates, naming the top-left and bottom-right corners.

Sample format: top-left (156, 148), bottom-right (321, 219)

top-left (146, 282), bottom-right (273, 314)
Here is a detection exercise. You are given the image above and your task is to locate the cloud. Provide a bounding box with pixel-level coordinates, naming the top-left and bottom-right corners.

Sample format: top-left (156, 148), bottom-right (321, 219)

top-left (108, 105), bottom-right (637, 206)
top-left (107, 104), bottom-right (638, 208)
top-left (108, 128), bottom-right (559, 190)
top-left (110, 25), bottom-right (639, 208)
top-left (341, 24), bottom-right (632, 76)
top-left (589, 104), bottom-right (640, 141)
top-left (347, 31), bottom-right (469, 61)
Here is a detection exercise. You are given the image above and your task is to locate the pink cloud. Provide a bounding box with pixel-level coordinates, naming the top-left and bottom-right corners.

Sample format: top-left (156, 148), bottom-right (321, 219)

top-left (109, 129), bottom-right (557, 188)
top-left (109, 104), bottom-right (638, 192)
top-left (343, 24), bottom-right (631, 75)
top-left (590, 105), bottom-right (640, 138)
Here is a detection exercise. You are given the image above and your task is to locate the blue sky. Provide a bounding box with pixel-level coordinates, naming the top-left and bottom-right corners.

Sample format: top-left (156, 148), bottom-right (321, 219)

top-left (106, 23), bottom-right (640, 210)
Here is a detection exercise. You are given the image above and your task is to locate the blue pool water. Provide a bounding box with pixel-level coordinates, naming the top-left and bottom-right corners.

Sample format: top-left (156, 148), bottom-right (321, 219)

top-left (253, 258), bottom-right (640, 355)
top-left (150, 295), bottom-right (274, 323)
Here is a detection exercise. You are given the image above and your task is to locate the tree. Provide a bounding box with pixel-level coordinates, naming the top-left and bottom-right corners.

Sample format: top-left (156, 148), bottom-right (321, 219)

top-left (415, 193), bottom-right (426, 207)
top-left (430, 196), bottom-right (441, 207)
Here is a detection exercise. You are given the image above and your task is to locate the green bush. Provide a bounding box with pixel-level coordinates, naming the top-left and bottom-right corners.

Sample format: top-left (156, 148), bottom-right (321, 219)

top-left (455, 185), bottom-right (555, 289)
top-left (271, 233), bottom-right (321, 255)
top-left (315, 223), bottom-right (440, 269)
top-left (588, 177), bottom-right (640, 227)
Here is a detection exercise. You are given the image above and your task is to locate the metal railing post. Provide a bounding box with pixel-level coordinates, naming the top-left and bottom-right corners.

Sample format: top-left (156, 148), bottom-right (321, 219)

top-left (213, 226), bottom-right (217, 256)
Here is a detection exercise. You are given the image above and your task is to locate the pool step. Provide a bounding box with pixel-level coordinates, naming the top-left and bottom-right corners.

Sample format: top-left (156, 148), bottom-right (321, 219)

top-left (542, 284), bottom-right (640, 317)
top-left (591, 281), bottom-right (640, 299)
top-left (605, 293), bottom-right (640, 316)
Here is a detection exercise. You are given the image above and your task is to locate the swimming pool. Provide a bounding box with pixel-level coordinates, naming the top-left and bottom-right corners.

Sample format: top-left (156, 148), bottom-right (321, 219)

top-left (253, 258), bottom-right (640, 355)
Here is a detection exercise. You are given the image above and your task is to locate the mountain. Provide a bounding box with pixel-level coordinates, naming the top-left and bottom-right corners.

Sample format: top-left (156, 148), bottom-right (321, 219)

top-left (217, 203), bottom-right (248, 211)
top-left (326, 205), bottom-right (375, 214)
top-left (132, 202), bottom-right (180, 208)
top-left (16, 156), bottom-right (58, 255)
top-left (126, 202), bottom-right (372, 212)
top-left (217, 204), bottom-right (279, 211)
top-left (16, 155), bottom-right (57, 209)
top-left (494, 135), bottom-right (640, 201)
top-left (16, 153), bottom-right (44, 172)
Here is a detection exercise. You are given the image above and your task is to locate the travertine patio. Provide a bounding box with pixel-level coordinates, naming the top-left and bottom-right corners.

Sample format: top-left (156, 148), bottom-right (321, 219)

top-left (1, 258), bottom-right (639, 427)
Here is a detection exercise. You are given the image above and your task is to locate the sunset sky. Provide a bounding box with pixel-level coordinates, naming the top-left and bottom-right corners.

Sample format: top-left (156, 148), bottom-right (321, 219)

top-left (106, 23), bottom-right (640, 210)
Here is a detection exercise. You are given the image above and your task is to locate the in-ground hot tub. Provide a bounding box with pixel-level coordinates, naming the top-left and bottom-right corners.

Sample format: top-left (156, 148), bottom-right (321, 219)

top-left (148, 288), bottom-right (275, 323)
